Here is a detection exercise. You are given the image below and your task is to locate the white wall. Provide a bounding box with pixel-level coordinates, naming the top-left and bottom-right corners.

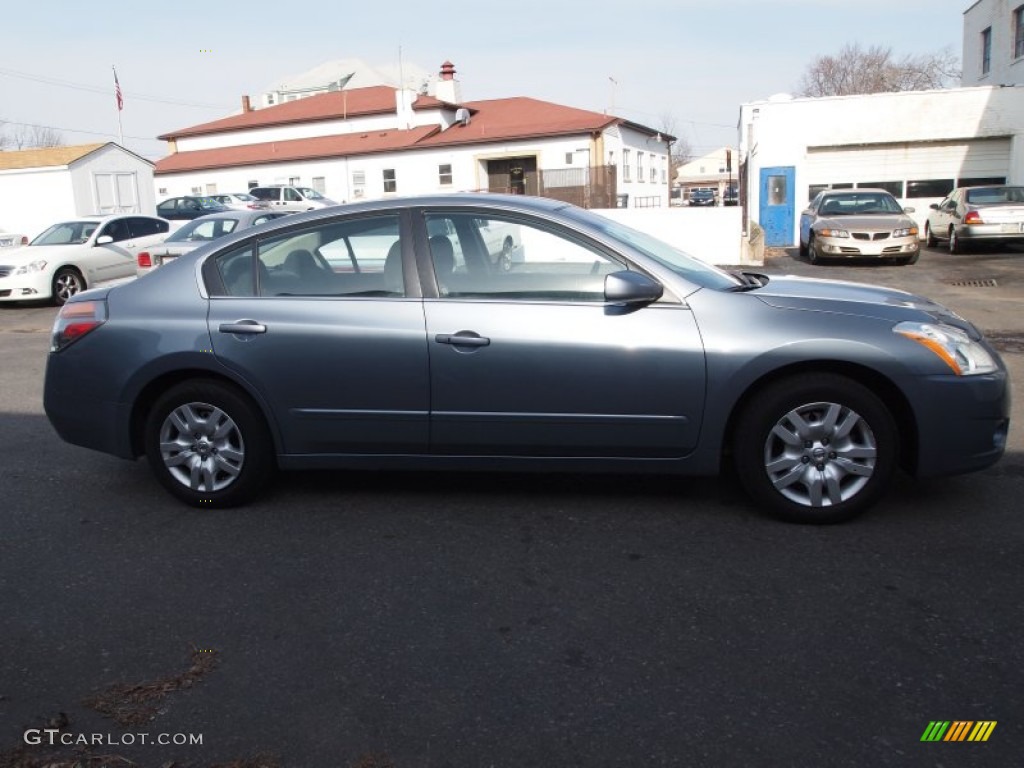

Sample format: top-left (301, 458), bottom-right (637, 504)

top-left (962, 0), bottom-right (1024, 87)
top-left (596, 207), bottom-right (744, 265)
top-left (0, 168), bottom-right (77, 239)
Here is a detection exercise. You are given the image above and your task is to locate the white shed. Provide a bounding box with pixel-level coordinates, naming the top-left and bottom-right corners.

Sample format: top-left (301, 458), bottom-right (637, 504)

top-left (0, 143), bottom-right (155, 239)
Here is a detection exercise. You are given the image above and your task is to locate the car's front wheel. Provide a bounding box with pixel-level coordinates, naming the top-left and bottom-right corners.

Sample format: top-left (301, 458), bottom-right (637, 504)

top-left (144, 380), bottom-right (275, 508)
top-left (51, 267), bottom-right (84, 306)
top-left (733, 373), bottom-right (898, 524)
top-left (807, 234), bottom-right (821, 264)
top-left (925, 222), bottom-right (938, 247)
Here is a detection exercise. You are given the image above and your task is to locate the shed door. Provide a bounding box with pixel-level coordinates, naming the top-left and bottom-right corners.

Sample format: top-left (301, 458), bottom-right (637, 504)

top-left (94, 172), bottom-right (139, 214)
top-left (759, 166), bottom-right (795, 247)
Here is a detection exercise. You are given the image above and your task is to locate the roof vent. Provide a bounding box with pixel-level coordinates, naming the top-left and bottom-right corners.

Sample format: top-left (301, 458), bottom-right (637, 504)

top-left (455, 108), bottom-right (471, 126)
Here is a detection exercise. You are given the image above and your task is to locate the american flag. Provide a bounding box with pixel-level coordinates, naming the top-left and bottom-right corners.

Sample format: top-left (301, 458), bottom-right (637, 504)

top-left (113, 67), bottom-right (123, 111)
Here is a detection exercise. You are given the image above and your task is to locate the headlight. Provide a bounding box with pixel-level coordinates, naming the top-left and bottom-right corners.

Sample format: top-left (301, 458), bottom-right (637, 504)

top-left (13, 259), bottom-right (47, 275)
top-left (892, 227), bottom-right (919, 238)
top-left (894, 321), bottom-right (997, 376)
top-left (819, 228), bottom-right (849, 238)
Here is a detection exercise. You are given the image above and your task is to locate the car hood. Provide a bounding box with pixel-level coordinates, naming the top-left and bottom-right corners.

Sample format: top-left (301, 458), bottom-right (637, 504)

top-left (0, 244), bottom-right (85, 264)
top-left (749, 274), bottom-right (977, 335)
top-left (814, 214), bottom-right (913, 230)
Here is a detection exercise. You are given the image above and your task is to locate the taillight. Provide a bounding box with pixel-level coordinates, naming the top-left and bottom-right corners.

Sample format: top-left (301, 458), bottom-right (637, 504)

top-left (51, 300), bottom-right (107, 352)
top-left (137, 252), bottom-right (152, 268)
top-left (964, 211), bottom-right (983, 225)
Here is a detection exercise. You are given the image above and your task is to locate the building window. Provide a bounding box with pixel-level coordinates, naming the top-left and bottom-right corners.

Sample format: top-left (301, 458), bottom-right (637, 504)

top-left (439, 164), bottom-right (453, 186)
top-left (566, 152), bottom-right (574, 165)
top-left (158, 187), bottom-right (167, 196)
top-left (352, 170), bottom-right (365, 198)
top-left (1016, 6), bottom-right (1024, 58)
top-left (190, 186), bottom-right (202, 195)
top-left (312, 177), bottom-right (326, 194)
top-left (288, 176), bottom-right (300, 186)
top-left (906, 179), bottom-right (954, 198)
top-left (205, 183), bottom-right (217, 194)
top-left (383, 169), bottom-right (397, 193)
top-left (267, 94), bottom-right (275, 105)
top-left (982, 26), bottom-right (992, 74)
top-left (637, 152), bottom-right (644, 183)
top-left (650, 162), bottom-right (657, 183)
top-left (622, 149), bottom-right (631, 182)
top-left (247, 180), bottom-right (258, 189)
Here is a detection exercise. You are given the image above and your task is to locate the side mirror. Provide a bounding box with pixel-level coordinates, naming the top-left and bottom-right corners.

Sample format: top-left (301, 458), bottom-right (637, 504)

top-left (605, 271), bottom-right (663, 306)
top-left (95, 235), bottom-right (114, 245)
top-left (929, 203), bottom-right (940, 211)
top-left (902, 206), bottom-right (915, 214)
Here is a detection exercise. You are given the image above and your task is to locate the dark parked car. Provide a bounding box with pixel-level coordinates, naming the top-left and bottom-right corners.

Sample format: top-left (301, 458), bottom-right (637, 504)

top-left (926, 185), bottom-right (1024, 253)
top-left (43, 194), bottom-right (1009, 524)
top-left (156, 196), bottom-right (232, 221)
top-left (689, 189), bottom-right (716, 206)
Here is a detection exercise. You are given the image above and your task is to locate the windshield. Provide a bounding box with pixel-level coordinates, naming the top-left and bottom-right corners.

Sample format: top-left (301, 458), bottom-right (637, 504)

top-left (567, 208), bottom-right (742, 290)
top-left (297, 187), bottom-right (325, 200)
top-left (30, 221), bottom-right (99, 245)
top-left (818, 193), bottom-right (903, 215)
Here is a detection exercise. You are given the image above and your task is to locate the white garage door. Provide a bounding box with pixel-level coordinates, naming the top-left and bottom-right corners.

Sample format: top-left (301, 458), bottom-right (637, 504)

top-left (804, 137), bottom-right (1011, 196)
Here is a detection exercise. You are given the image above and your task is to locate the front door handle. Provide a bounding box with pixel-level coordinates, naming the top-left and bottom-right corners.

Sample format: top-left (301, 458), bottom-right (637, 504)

top-left (219, 320), bottom-right (267, 335)
top-left (435, 331), bottom-right (490, 347)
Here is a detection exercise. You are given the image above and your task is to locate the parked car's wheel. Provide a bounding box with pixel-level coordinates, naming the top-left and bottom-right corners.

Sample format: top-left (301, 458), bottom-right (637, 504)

top-left (733, 373), bottom-right (898, 524)
top-left (144, 380), bottom-right (275, 508)
top-left (807, 234), bottom-right (821, 264)
top-left (51, 267), bottom-right (84, 306)
top-left (900, 250), bottom-right (920, 266)
top-left (949, 227), bottom-right (964, 254)
top-left (798, 236), bottom-right (808, 259)
top-left (925, 222), bottom-right (938, 247)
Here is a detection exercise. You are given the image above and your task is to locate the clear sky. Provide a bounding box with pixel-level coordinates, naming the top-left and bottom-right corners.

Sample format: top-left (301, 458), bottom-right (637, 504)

top-left (0, 0), bottom-right (966, 161)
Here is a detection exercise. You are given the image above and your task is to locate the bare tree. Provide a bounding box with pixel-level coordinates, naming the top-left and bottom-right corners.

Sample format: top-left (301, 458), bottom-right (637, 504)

top-left (659, 112), bottom-right (695, 183)
top-left (2, 123), bottom-right (64, 150)
top-left (798, 43), bottom-right (960, 97)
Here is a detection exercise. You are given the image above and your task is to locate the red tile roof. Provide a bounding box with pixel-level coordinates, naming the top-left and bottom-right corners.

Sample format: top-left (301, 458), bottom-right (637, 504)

top-left (158, 86), bottom-right (446, 140)
top-left (418, 97), bottom-right (620, 146)
top-left (154, 126), bottom-right (438, 174)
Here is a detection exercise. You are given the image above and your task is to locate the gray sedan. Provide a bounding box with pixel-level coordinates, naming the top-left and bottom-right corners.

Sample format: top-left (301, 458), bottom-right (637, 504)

top-left (926, 185), bottom-right (1024, 253)
top-left (43, 195), bottom-right (1009, 524)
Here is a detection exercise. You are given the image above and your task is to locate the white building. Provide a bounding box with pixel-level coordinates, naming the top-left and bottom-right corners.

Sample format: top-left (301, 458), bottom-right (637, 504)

top-left (962, 0), bottom-right (1024, 86)
top-left (737, 86), bottom-right (1024, 247)
top-left (674, 146), bottom-right (738, 203)
top-left (154, 62), bottom-right (672, 210)
top-left (0, 143), bottom-right (155, 238)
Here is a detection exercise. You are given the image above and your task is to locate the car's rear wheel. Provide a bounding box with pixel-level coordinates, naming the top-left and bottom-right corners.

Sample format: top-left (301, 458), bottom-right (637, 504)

top-left (949, 227), bottom-right (964, 254)
top-left (51, 268), bottom-right (84, 306)
top-left (925, 222), bottom-right (938, 247)
top-left (144, 380), bottom-right (275, 508)
top-left (733, 373), bottom-right (898, 524)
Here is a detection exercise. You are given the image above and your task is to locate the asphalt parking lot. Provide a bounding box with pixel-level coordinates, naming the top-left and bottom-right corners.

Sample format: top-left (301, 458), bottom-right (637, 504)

top-left (1, 244), bottom-right (1022, 767)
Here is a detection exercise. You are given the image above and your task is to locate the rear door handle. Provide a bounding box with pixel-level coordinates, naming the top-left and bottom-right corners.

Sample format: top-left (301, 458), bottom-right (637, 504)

top-left (435, 332), bottom-right (490, 347)
top-left (219, 320), bottom-right (267, 335)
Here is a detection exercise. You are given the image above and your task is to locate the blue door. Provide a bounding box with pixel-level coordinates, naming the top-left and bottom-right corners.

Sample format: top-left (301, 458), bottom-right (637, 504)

top-left (759, 166), bottom-right (795, 247)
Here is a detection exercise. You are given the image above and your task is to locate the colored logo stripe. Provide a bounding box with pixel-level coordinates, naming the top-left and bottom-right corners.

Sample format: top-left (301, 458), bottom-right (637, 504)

top-left (920, 721), bottom-right (996, 742)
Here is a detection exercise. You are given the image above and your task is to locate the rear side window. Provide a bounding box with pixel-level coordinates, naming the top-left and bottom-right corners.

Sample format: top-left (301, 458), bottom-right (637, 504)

top-left (250, 188), bottom-right (279, 201)
top-left (127, 217), bottom-right (169, 237)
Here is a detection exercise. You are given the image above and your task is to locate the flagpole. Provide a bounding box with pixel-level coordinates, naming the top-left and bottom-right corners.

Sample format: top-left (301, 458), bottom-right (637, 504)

top-left (112, 65), bottom-right (124, 146)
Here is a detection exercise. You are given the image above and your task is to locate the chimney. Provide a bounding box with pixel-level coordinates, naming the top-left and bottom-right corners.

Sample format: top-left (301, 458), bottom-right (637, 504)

top-left (242, 95), bottom-right (252, 112)
top-left (435, 60), bottom-right (461, 104)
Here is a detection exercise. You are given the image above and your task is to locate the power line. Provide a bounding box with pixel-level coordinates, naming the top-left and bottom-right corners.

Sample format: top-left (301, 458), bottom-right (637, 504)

top-left (0, 118), bottom-right (163, 144)
top-left (0, 66), bottom-right (230, 110)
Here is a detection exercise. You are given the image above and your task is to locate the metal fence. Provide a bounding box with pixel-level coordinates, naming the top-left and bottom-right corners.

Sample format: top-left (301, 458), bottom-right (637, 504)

top-left (485, 164), bottom-right (619, 209)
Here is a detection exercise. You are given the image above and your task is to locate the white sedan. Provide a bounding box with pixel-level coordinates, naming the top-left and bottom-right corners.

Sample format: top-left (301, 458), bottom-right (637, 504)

top-left (0, 214), bottom-right (171, 305)
top-left (0, 231), bottom-right (28, 250)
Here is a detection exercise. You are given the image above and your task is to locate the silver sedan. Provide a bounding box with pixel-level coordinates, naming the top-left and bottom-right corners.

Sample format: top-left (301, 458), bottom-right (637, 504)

top-left (43, 194), bottom-right (1009, 524)
top-left (799, 189), bottom-right (920, 265)
top-left (926, 185), bottom-right (1024, 253)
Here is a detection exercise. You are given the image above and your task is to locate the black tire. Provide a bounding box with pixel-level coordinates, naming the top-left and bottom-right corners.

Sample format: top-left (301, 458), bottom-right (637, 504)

top-left (925, 223), bottom-right (938, 248)
top-left (144, 380), bottom-right (275, 508)
top-left (798, 237), bottom-right (808, 259)
top-left (733, 373), bottom-right (898, 524)
top-left (949, 227), bottom-right (965, 254)
top-left (51, 267), bottom-right (85, 306)
top-left (807, 234), bottom-right (821, 264)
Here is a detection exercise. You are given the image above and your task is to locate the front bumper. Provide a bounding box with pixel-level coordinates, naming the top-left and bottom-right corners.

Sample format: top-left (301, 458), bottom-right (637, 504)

top-left (0, 271), bottom-right (51, 301)
top-left (816, 235), bottom-right (919, 258)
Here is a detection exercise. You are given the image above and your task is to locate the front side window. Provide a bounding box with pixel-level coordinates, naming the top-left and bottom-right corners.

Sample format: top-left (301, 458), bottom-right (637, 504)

top-left (127, 217), bottom-right (169, 238)
top-left (423, 212), bottom-right (624, 301)
top-left (383, 169), bottom-right (397, 193)
top-left (100, 219), bottom-right (130, 242)
top-left (284, 188), bottom-right (302, 202)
